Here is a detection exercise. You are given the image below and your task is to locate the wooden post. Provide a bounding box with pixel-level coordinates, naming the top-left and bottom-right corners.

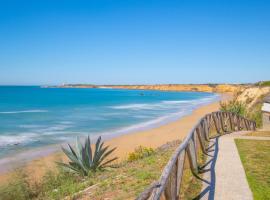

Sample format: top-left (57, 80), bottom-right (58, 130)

top-left (229, 112), bottom-right (234, 132)
top-left (219, 112), bottom-right (226, 133)
top-left (213, 113), bottom-right (220, 134)
top-left (176, 151), bottom-right (185, 198)
top-left (203, 118), bottom-right (210, 141)
top-left (164, 163), bottom-right (177, 200)
top-left (136, 182), bottom-right (160, 200)
top-left (253, 122), bottom-right (256, 130)
top-left (187, 138), bottom-right (198, 174)
top-left (245, 119), bottom-right (249, 130)
top-left (237, 115), bottom-right (241, 130)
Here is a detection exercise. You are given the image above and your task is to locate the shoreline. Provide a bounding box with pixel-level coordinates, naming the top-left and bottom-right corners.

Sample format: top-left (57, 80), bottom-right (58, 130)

top-left (0, 93), bottom-right (231, 184)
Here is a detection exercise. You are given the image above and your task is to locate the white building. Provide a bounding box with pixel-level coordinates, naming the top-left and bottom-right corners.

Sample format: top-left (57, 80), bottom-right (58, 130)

top-left (262, 95), bottom-right (270, 130)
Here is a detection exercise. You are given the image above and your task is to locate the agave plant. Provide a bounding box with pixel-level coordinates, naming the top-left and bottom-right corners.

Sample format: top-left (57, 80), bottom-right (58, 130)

top-left (57, 136), bottom-right (117, 176)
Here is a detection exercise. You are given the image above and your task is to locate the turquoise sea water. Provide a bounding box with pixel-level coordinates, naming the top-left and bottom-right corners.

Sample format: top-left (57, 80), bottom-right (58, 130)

top-left (0, 86), bottom-right (219, 158)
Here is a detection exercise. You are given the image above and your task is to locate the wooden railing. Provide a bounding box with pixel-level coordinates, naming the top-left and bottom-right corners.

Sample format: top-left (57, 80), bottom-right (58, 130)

top-left (136, 111), bottom-right (256, 200)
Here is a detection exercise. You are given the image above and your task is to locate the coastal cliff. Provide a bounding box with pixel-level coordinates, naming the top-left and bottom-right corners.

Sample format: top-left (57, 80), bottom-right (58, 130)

top-left (52, 84), bottom-right (244, 93)
top-left (105, 84), bottom-right (243, 93)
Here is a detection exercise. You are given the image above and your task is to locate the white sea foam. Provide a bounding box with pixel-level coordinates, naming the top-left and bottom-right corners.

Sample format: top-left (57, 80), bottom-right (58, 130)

top-left (110, 103), bottom-right (172, 110)
top-left (99, 94), bottom-right (220, 138)
top-left (110, 97), bottom-right (216, 111)
top-left (0, 110), bottom-right (48, 114)
top-left (161, 100), bottom-right (190, 104)
top-left (42, 125), bottom-right (72, 131)
top-left (0, 133), bottom-right (38, 147)
top-left (111, 103), bottom-right (150, 110)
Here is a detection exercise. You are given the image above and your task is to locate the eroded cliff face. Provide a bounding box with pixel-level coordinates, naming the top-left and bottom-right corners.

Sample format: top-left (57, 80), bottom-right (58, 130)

top-left (236, 87), bottom-right (270, 108)
top-left (108, 84), bottom-right (241, 93)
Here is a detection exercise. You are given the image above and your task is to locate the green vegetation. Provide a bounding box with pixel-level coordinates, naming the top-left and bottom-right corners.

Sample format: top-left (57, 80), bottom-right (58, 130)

top-left (58, 136), bottom-right (117, 176)
top-left (220, 98), bottom-right (263, 127)
top-left (127, 146), bottom-right (155, 162)
top-left (255, 80), bottom-right (270, 87)
top-left (0, 168), bottom-right (92, 200)
top-left (246, 131), bottom-right (270, 137)
top-left (220, 99), bottom-right (246, 116)
top-left (235, 139), bottom-right (270, 200)
top-left (0, 141), bottom-right (205, 200)
top-left (0, 170), bottom-right (36, 200)
top-left (246, 105), bottom-right (262, 127)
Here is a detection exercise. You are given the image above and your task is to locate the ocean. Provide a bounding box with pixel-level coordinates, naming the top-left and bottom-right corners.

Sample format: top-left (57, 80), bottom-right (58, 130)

top-left (0, 86), bottom-right (220, 159)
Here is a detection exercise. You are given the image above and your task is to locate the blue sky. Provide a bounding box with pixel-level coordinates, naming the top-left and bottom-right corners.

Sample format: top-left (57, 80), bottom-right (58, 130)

top-left (0, 0), bottom-right (269, 85)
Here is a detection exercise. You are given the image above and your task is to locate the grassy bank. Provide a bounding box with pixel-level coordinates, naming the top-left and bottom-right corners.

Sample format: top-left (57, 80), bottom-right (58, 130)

top-left (0, 141), bottom-right (204, 200)
top-left (245, 131), bottom-right (270, 137)
top-left (235, 139), bottom-right (270, 199)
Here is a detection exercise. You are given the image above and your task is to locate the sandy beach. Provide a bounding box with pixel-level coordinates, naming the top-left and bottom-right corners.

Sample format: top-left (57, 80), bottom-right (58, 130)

top-left (0, 93), bottom-right (231, 184)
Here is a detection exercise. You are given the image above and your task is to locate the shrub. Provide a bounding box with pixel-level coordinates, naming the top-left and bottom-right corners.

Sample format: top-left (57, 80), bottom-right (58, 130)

top-left (127, 146), bottom-right (155, 162)
top-left (220, 99), bottom-right (263, 128)
top-left (58, 136), bottom-right (118, 176)
top-left (220, 100), bottom-right (247, 116)
top-left (255, 81), bottom-right (270, 87)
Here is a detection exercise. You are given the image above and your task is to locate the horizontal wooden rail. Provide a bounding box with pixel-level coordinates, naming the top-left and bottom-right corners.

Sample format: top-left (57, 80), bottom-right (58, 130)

top-left (136, 111), bottom-right (256, 200)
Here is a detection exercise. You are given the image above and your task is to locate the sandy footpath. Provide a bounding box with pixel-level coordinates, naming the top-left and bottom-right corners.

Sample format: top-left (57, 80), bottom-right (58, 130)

top-left (0, 94), bottom-right (231, 184)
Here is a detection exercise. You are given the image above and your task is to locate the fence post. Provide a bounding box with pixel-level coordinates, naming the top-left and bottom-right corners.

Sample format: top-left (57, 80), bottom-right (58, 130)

top-left (213, 113), bottom-right (220, 134)
top-left (187, 137), bottom-right (198, 174)
top-left (176, 151), bottom-right (185, 198)
top-left (136, 112), bottom-right (257, 200)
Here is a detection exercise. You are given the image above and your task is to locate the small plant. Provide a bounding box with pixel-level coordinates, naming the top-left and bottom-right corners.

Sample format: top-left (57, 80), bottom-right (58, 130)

top-left (127, 146), bottom-right (155, 162)
top-left (58, 136), bottom-right (118, 176)
top-left (255, 80), bottom-right (270, 87)
top-left (220, 100), bottom-right (247, 116)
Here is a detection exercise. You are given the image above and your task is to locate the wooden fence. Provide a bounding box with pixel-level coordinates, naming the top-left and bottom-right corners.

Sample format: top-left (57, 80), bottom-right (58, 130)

top-left (136, 111), bottom-right (256, 200)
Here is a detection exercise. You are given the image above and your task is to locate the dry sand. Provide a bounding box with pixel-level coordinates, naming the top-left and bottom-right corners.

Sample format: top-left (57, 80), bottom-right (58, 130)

top-left (0, 93), bottom-right (231, 184)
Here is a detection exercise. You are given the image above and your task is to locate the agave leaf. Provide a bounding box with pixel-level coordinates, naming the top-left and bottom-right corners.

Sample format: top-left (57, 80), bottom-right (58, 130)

top-left (75, 137), bottom-right (89, 172)
top-left (62, 145), bottom-right (88, 174)
top-left (76, 137), bottom-right (83, 159)
top-left (86, 136), bottom-right (93, 167)
top-left (98, 142), bottom-right (105, 153)
top-left (92, 146), bottom-right (109, 168)
top-left (56, 162), bottom-right (81, 174)
top-left (100, 157), bottom-right (118, 168)
top-left (81, 143), bottom-right (89, 169)
top-left (69, 162), bottom-right (87, 176)
top-left (99, 147), bottom-right (117, 165)
top-left (93, 136), bottom-right (102, 163)
top-left (68, 144), bottom-right (78, 158)
top-left (61, 146), bottom-right (80, 165)
top-left (94, 145), bottom-right (109, 163)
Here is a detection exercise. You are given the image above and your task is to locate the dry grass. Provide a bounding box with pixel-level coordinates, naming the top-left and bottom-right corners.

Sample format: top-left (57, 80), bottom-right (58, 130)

top-left (245, 131), bottom-right (270, 137)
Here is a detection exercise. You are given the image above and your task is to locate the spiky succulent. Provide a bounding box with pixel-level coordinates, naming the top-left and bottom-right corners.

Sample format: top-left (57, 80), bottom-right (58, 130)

top-left (58, 136), bottom-right (117, 176)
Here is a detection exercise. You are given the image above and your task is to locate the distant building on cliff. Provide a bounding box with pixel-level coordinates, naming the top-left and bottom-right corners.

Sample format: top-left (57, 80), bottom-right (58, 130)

top-left (262, 94), bottom-right (270, 130)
